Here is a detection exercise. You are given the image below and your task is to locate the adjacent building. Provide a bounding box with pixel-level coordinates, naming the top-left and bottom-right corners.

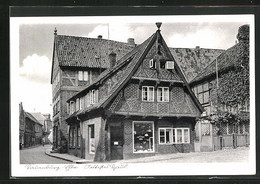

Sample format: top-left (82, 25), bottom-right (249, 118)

top-left (189, 25), bottom-right (250, 151)
top-left (31, 113), bottom-right (53, 144)
top-left (19, 103), bottom-right (44, 148)
top-left (65, 24), bottom-right (204, 161)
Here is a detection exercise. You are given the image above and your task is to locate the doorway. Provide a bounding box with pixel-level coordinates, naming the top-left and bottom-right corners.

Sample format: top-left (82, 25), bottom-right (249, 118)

top-left (110, 123), bottom-right (124, 160)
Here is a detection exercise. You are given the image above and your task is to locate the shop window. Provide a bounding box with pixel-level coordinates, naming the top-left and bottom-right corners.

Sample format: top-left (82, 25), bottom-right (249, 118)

top-left (157, 87), bottom-right (169, 102)
top-left (88, 125), bottom-right (95, 154)
top-left (142, 86), bottom-right (154, 102)
top-left (159, 128), bottom-right (190, 144)
top-left (133, 121), bottom-right (154, 153)
top-left (78, 71), bottom-right (88, 81)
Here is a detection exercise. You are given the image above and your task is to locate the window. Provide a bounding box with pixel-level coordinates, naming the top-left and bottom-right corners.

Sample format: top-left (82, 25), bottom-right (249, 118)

top-left (133, 121), bottom-right (154, 153)
top-left (79, 97), bottom-right (84, 110)
top-left (159, 128), bottom-right (190, 144)
top-left (160, 60), bottom-right (166, 69)
top-left (194, 82), bottom-right (210, 105)
top-left (149, 59), bottom-right (156, 69)
top-left (70, 101), bottom-right (75, 114)
top-left (88, 125), bottom-right (95, 154)
top-left (157, 87), bottom-right (169, 102)
top-left (90, 89), bottom-right (98, 104)
top-left (76, 98), bottom-right (80, 111)
top-left (67, 103), bottom-right (70, 114)
top-left (159, 128), bottom-right (173, 144)
top-left (78, 71), bottom-right (88, 81)
top-left (142, 86), bottom-right (154, 102)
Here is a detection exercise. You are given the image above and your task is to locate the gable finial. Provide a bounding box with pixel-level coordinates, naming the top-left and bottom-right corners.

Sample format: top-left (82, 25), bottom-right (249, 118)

top-left (156, 22), bottom-right (162, 30)
top-left (54, 27), bottom-right (57, 36)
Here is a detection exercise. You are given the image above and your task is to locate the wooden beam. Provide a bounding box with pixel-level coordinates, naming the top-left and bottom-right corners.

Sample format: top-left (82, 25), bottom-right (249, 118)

top-left (139, 79), bottom-right (144, 89)
top-left (155, 80), bottom-right (160, 89)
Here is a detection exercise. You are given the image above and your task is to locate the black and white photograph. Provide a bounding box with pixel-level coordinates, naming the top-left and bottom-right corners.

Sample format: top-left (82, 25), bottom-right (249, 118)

top-left (10, 14), bottom-right (255, 177)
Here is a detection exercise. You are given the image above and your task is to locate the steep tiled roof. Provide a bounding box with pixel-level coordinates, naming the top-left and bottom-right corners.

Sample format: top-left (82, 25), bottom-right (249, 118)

top-left (24, 112), bottom-right (42, 126)
top-left (190, 41), bottom-right (248, 84)
top-left (30, 112), bottom-right (46, 126)
top-left (170, 48), bottom-right (224, 82)
top-left (54, 35), bottom-right (136, 68)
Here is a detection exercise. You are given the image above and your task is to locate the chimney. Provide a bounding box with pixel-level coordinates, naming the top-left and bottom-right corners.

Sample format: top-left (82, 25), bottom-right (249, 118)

top-left (109, 52), bottom-right (116, 68)
top-left (98, 35), bottom-right (102, 39)
top-left (127, 38), bottom-right (135, 46)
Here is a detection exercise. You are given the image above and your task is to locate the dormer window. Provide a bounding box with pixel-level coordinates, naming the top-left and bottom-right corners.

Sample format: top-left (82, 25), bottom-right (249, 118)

top-left (78, 71), bottom-right (88, 81)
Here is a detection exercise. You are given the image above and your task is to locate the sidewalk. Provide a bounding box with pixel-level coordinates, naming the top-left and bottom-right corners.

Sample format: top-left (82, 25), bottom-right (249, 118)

top-left (45, 146), bottom-right (249, 164)
top-left (44, 146), bottom-right (91, 164)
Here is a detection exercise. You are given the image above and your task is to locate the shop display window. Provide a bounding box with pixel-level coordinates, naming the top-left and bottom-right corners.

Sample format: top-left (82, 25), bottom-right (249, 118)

top-left (133, 121), bottom-right (154, 153)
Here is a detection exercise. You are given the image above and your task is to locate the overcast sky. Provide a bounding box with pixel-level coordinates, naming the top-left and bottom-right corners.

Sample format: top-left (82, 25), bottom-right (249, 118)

top-left (13, 16), bottom-right (251, 116)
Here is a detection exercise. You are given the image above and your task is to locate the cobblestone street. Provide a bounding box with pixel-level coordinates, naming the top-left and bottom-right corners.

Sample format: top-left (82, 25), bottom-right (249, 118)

top-left (20, 145), bottom-right (70, 164)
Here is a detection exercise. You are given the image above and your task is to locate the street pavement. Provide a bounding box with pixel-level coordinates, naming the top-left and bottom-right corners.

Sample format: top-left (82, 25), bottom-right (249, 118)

top-left (20, 144), bottom-right (70, 164)
top-left (21, 144), bottom-right (250, 164)
top-left (112, 147), bottom-right (250, 163)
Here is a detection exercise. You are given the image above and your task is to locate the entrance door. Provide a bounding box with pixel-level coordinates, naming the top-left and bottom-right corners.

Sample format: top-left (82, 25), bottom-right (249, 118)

top-left (110, 123), bottom-right (124, 160)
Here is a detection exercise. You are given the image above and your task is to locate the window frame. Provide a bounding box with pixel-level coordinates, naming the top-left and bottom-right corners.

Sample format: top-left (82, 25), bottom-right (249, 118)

top-left (78, 71), bottom-right (89, 81)
top-left (90, 90), bottom-right (97, 105)
top-left (142, 86), bottom-right (154, 102)
top-left (194, 82), bottom-right (210, 105)
top-left (157, 87), bottom-right (169, 102)
top-left (88, 124), bottom-right (95, 154)
top-left (159, 127), bottom-right (190, 144)
top-left (133, 121), bottom-right (155, 153)
top-left (70, 101), bottom-right (75, 114)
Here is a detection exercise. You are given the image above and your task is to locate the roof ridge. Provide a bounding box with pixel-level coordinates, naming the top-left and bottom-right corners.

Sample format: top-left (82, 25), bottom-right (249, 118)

top-left (55, 34), bottom-right (132, 45)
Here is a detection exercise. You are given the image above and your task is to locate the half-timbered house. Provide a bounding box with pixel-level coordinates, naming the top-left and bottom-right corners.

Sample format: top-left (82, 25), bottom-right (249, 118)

top-left (189, 24), bottom-right (250, 151)
top-left (65, 23), bottom-right (204, 161)
top-left (50, 30), bottom-right (136, 152)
